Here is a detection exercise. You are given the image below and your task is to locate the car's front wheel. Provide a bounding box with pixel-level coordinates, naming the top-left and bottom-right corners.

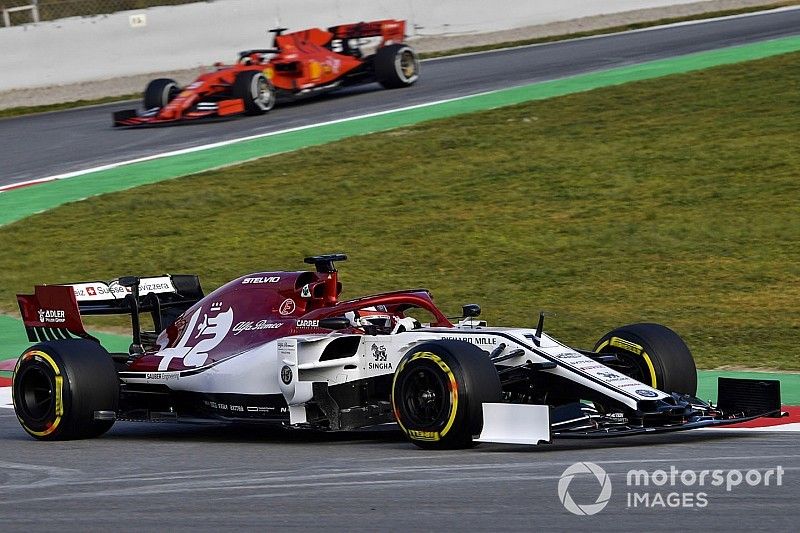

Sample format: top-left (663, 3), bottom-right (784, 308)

top-left (392, 340), bottom-right (500, 449)
top-left (593, 323), bottom-right (697, 396)
top-left (233, 71), bottom-right (276, 115)
top-left (143, 78), bottom-right (180, 109)
top-left (12, 339), bottom-right (119, 440)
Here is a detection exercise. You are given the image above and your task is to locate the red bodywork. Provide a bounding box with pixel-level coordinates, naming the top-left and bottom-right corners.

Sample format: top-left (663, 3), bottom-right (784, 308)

top-left (114, 19), bottom-right (408, 127)
top-left (17, 262), bottom-right (452, 373)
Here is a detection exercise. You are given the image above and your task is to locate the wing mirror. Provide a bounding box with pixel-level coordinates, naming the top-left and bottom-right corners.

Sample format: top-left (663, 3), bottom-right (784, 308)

top-left (462, 304), bottom-right (481, 318)
top-left (319, 317), bottom-right (351, 330)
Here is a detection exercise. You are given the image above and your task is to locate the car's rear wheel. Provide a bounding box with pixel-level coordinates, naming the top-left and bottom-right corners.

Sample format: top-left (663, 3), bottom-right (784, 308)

top-left (233, 71), bottom-right (275, 115)
top-left (375, 44), bottom-right (420, 88)
top-left (12, 340), bottom-right (119, 441)
top-left (143, 78), bottom-right (180, 109)
top-left (392, 340), bottom-right (500, 449)
top-left (593, 323), bottom-right (697, 396)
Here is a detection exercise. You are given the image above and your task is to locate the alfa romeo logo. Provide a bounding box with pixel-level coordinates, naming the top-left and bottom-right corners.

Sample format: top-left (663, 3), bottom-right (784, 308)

top-left (558, 462), bottom-right (612, 515)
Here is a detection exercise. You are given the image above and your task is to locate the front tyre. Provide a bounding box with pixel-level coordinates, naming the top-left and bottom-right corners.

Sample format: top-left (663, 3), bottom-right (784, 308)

top-left (375, 44), bottom-right (420, 89)
top-left (593, 323), bottom-right (697, 396)
top-left (12, 340), bottom-right (119, 441)
top-left (143, 78), bottom-right (180, 109)
top-left (391, 340), bottom-right (500, 449)
top-left (233, 71), bottom-right (275, 115)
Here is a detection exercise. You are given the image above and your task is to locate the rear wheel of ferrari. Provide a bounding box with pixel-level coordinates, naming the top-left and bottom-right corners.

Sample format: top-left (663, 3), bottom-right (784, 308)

top-left (375, 44), bottom-right (420, 88)
top-left (594, 323), bottom-right (697, 396)
top-left (143, 78), bottom-right (180, 109)
top-left (392, 340), bottom-right (500, 449)
top-left (12, 340), bottom-right (119, 441)
top-left (234, 71), bottom-right (275, 115)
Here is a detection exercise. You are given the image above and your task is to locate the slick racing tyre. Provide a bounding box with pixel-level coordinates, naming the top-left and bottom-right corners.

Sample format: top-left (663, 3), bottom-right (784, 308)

top-left (143, 78), bottom-right (180, 109)
top-left (12, 340), bottom-right (119, 441)
top-left (233, 71), bottom-right (276, 115)
top-left (375, 44), bottom-right (420, 89)
top-left (594, 323), bottom-right (697, 396)
top-left (392, 341), bottom-right (500, 449)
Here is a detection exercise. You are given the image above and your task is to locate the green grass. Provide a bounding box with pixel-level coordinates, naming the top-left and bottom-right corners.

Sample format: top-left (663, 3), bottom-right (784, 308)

top-left (2, 2), bottom-right (798, 118)
top-left (0, 52), bottom-right (798, 370)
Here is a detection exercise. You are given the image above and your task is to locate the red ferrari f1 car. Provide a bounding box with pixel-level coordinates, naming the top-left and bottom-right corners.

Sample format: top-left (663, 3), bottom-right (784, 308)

top-left (113, 19), bottom-right (419, 127)
top-left (12, 255), bottom-right (784, 448)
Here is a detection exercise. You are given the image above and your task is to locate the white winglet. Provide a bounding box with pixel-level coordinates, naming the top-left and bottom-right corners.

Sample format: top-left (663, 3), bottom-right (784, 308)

top-left (476, 403), bottom-right (551, 445)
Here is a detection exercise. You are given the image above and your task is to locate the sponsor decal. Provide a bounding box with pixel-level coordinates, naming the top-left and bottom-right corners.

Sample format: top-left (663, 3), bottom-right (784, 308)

top-left (407, 429), bottom-right (438, 441)
top-left (144, 372), bottom-right (179, 382)
top-left (71, 282), bottom-right (115, 301)
top-left (232, 320), bottom-right (282, 336)
top-left (139, 280), bottom-right (173, 293)
top-left (37, 309), bottom-right (66, 323)
top-left (555, 352), bottom-right (584, 359)
top-left (242, 276), bottom-right (281, 284)
top-left (441, 336), bottom-right (497, 346)
top-left (636, 389), bottom-right (659, 398)
top-left (300, 284), bottom-right (312, 298)
top-left (596, 371), bottom-right (626, 382)
top-left (279, 299), bottom-right (296, 315)
top-left (369, 343), bottom-right (392, 370)
top-left (296, 319), bottom-right (319, 328)
top-left (280, 365), bottom-right (293, 385)
top-left (610, 337), bottom-right (643, 355)
top-left (245, 405), bottom-right (288, 414)
top-left (371, 344), bottom-right (387, 361)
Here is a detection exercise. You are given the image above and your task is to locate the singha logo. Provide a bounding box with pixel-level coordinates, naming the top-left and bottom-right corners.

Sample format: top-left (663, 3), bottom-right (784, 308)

top-left (371, 343), bottom-right (387, 362)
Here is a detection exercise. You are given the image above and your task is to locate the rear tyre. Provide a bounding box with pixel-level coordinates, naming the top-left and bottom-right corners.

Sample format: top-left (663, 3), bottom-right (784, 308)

top-left (233, 71), bottom-right (275, 115)
top-left (593, 323), bottom-right (697, 396)
top-left (12, 340), bottom-right (119, 441)
top-left (391, 340), bottom-right (500, 449)
top-left (143, 78), bottom-right (180, 109)
top-left (375, 44), bottom-right (420, 88)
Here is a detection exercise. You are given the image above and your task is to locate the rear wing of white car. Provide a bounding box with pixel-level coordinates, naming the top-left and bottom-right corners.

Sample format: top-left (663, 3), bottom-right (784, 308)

top-left (17, 275), bottom-right (204, 344)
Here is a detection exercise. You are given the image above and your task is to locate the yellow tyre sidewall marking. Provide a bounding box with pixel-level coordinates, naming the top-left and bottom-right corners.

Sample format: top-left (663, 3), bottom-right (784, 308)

top-left (596, 338), bottom-right (658, 388)
top-left (14, 350), bottom-right (64, 437)
top-left (392, 351), bottom-right (459, 442)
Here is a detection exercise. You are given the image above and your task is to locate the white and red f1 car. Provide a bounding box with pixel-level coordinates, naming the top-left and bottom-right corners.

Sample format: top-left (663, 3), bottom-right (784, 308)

top-left (12, 255), bottom-right (782, 448)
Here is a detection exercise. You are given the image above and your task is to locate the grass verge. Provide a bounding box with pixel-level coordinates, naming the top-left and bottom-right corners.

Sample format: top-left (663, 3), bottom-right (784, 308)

top-left (0, 52), bottom-right (798, 369)
top-left (1, 2), bottom-right (798, 118)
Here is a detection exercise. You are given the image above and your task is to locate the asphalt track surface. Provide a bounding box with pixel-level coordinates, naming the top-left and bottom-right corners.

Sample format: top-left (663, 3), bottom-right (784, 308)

top-left (0, 412), bottom-right (798, 530)
top-left (2, 8), bottom-right (800, 186)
